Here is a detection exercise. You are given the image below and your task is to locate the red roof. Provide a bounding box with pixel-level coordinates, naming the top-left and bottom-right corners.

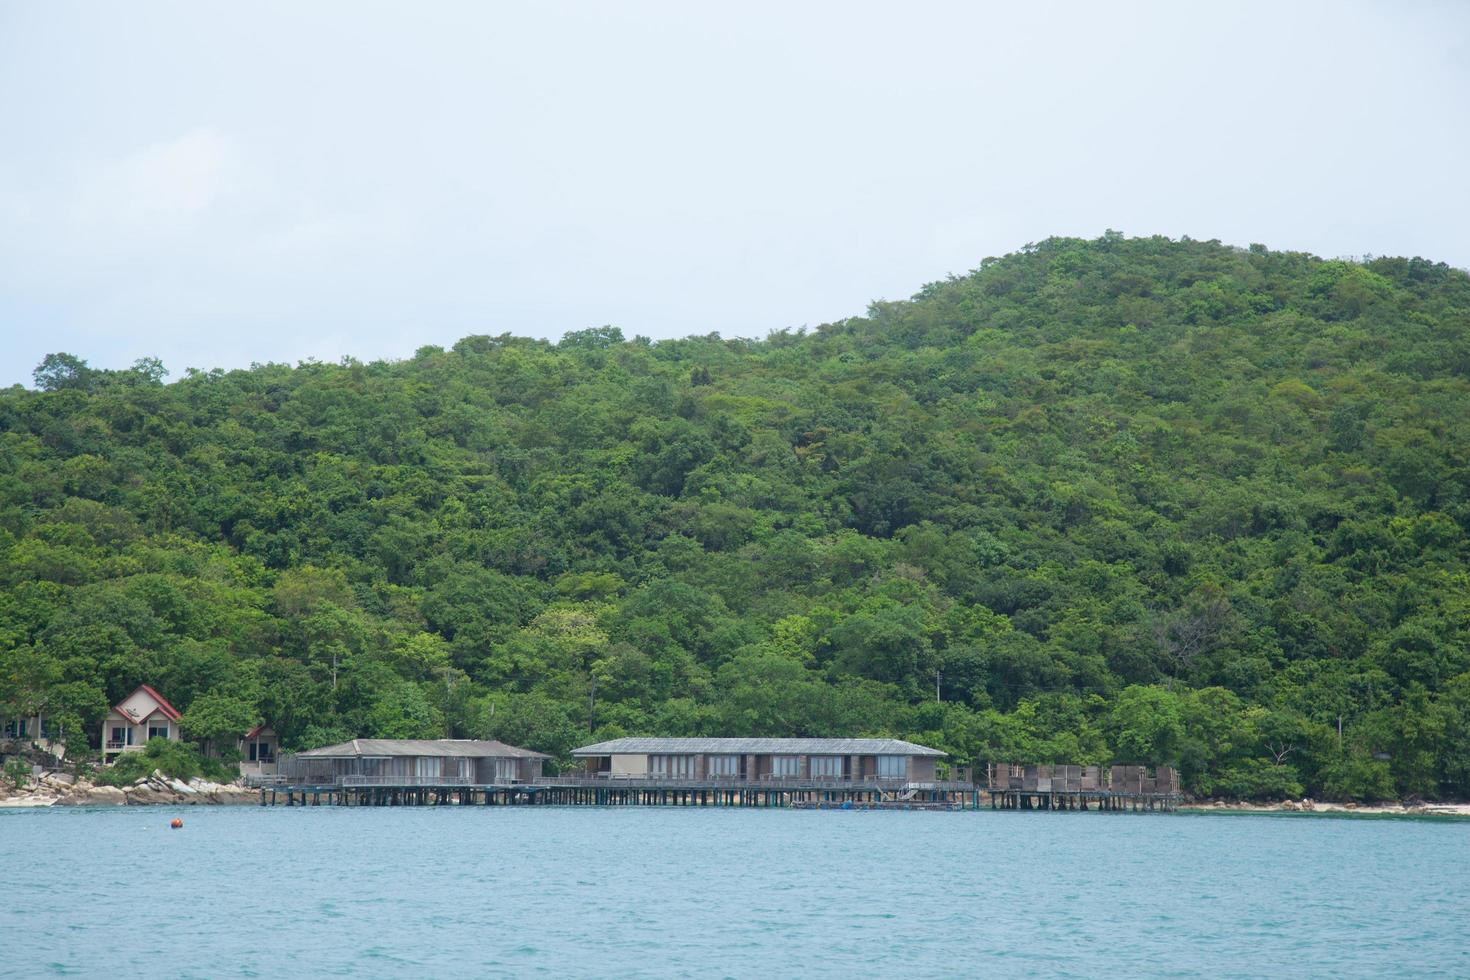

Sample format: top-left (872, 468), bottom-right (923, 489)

top-left (242, 724), bottom-right (273, 740)
top-left (139, 685), bottom-right (182, 720)
top-left (111, 684), bottom-right (182, 722)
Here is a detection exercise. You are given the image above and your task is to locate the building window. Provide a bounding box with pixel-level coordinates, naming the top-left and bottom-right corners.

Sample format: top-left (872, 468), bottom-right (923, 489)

top-left (707, 755), bottom-right (739, 777)
top-left (418, 757), bottom-right (441, 780)
top-left (495, 758), bottom-right (519, 781)
top-left (148, 721), bottom-right (170, 741)
top-left (810, 756), bottom-right (843, 778)
top-left (876, 756), bottom-right (907, 779)
top-left (649, 755), bottom-right (695, 778)
top-left (770, 756), bottom-right (800, 777)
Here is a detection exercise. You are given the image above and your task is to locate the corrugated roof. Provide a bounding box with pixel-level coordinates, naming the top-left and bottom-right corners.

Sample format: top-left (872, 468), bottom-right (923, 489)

top-left (294, 738), bottom-right (549, 759)
top-left (571, 737), bottom-right (946, 758)
top-left (113, 684), bottom-right (182, 723)
top-left (138, 685), bottom-right (182, 721)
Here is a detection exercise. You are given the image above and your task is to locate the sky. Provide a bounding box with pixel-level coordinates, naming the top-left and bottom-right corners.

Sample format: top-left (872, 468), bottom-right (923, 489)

top-left (1, 1), bottom-right (1468, 387)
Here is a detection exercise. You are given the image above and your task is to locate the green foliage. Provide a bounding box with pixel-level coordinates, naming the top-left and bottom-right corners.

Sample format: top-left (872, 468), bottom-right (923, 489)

top-left (3, 234), bottom-right (1469, 801)
top-left (94, 738), bottom-right (233, 786)
top-left (4, 760), bottom-right (31, 789)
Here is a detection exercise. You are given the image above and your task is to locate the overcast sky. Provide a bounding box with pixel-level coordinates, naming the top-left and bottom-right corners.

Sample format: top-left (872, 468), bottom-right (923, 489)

top-left (1, 1), bottom-right (1467, 386)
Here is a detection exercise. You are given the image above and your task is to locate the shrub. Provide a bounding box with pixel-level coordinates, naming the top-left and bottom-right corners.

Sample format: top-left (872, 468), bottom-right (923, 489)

top-left (1319, 754), bottom-right (1397, 803)
top-left (1211, 761), bottom-right (1305, 801)
top-left (4, 760), bottom-right (31, 789)
top-left (96, 738), bottom-right (203, 786)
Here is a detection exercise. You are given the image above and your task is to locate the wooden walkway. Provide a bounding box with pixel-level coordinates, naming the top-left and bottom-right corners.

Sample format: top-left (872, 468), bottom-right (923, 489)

top-left (259, 778), bottom-right (1179, 811)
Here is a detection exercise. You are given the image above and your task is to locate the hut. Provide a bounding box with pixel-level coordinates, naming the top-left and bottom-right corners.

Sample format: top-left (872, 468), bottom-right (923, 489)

top-left (238, 725), bottom-right (280, 778)
top-left (278, 739), bottom-right (548, 786)
top-left (570, 737), bottom-right (946, 783)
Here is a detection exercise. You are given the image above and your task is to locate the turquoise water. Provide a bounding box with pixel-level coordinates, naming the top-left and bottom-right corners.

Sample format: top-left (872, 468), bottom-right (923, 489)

top-left (2, 807), bottom-right (1466, 977)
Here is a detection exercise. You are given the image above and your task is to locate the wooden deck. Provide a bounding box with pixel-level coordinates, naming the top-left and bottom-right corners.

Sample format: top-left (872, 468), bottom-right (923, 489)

top-left (258, 774), bottom-right (1180, 811)
top-left (259, 779), bottom-right (977, 808)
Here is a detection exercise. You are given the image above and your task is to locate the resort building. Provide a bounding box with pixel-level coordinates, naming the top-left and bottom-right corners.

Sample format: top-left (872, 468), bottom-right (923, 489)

top-left (103, 685), bottom-right (181, 762)
top-left (277, 738), bottom-right (549, 786)
top-left (570, 737), bottom-right (947, 784)
top-left (238, 725), bottom-right (280, 778)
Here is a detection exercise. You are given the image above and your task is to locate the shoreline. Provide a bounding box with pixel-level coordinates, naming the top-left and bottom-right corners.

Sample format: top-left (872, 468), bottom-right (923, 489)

top-left (1181, 800), bottom-right (1470, 818)
top-left (6, 771), bottom-right (1469, 817)
top-left (0, 772), bottom-right (258, 808)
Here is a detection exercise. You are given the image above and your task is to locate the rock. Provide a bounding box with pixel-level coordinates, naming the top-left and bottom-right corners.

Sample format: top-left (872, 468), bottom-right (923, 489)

top-left (0, 795), bottom-right (55, 807)
top-left (1301, 799), bottom-right (1315, 811)
top-left (126, 785), bottom-right (172, 805)
top-left (1280, 800), bottom-right (1300, 811)
top-left (65, 784), bottom-right (127, 806)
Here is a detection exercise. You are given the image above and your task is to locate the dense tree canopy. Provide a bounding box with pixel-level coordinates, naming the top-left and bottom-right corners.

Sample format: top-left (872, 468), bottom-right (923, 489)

top-left (3, 234), bottom-right (1468, 801)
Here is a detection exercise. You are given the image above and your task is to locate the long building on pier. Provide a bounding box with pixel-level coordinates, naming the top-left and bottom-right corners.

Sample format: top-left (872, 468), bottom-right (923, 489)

top-left (279, 738), bottom-right (548, 786)
top-left (571, 737), bottom-right (947, 784)
top-left (258, 735), bottom-right (1179, 813)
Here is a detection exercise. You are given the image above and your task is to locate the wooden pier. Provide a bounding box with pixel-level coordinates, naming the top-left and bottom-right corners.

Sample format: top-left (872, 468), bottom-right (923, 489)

top-left (258, 765), bottom-right (1181, 812)
top-left (259, 777), bottom-right (980, 809)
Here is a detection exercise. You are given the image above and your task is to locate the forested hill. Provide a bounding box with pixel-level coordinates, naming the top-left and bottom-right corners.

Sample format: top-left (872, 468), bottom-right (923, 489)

top-left (4, 233), bottom-right (1470, 801)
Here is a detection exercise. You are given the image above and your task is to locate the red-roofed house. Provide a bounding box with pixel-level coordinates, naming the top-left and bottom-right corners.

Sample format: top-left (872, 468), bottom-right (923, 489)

top-left (103, 685), bottom-right (181, 762)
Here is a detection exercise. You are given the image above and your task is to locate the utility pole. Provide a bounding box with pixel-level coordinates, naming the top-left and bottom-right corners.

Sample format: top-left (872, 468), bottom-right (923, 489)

top-left (445, 666), bottom-right (453, 738)
top-left (936, 669), bottom-right (942, 703)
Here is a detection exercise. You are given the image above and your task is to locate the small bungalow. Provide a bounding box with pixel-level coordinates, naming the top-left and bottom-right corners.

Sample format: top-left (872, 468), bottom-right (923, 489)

top-left (278, 738), bottom-right (549, 786)
top-left (3, 714), bottom-right (45, 744)
top-left (103, 685), bottom-right (181, 762)
top-left (570, 737), bottom-right (947, 784)
top-left (238, 725), bottom-right (280, 778)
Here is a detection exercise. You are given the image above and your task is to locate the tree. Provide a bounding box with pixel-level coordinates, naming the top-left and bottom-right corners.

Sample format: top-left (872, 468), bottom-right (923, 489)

top-left (180, 691), bottom-right (258, 756)
top-left (32, 353), bottom-right (96, 391)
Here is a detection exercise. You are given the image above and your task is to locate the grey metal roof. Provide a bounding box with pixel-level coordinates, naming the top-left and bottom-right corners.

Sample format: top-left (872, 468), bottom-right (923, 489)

top-left (571, 737), bottom-right (946, 758)
top-left (294, 738), bottom-right (549, 759)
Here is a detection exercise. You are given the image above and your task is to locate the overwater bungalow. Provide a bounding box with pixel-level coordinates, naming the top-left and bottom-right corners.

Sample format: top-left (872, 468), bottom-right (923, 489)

top-left (570, 737), bottom-right (947, 784)
top-left (276, 738), bottom-right (549, 786)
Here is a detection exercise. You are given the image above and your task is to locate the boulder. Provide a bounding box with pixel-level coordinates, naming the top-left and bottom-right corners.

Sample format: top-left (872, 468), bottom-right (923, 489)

top-left (66, 784), bottom-right (127, 806)
top-left (126, 784), bottom-right (172, 805)
top-left (0, 795), bottom-right (55, 807)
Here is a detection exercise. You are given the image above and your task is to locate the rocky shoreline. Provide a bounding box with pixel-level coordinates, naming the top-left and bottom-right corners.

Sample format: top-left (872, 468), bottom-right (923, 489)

top-left (0, 770), bottom-right (258, 807)
top-left (1182, 799), bottom-right (1470, 817)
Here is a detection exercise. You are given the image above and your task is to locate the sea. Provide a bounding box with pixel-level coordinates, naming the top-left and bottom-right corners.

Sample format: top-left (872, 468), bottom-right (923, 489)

top-left (1, 806), bottom-right (1466, 977)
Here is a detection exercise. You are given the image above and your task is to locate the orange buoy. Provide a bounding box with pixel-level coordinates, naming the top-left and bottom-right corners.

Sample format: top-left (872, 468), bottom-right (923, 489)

top-left (170, 818), bottom-right (183, 829)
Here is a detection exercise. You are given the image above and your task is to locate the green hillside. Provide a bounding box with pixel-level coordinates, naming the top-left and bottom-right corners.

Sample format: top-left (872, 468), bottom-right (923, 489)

top-left (4, 233), bottom-right (1469, 801)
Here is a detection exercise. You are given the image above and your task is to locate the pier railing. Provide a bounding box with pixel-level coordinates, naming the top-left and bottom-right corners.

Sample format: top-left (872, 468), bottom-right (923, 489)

top-left (531, 774), bottom-right (974, 791)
